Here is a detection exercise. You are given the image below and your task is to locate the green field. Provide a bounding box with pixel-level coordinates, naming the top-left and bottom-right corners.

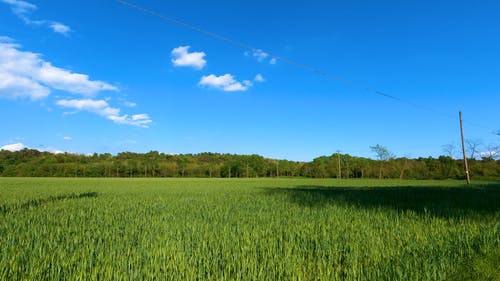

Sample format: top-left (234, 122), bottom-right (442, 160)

top-left (1, 178), bottom-right (499, 280)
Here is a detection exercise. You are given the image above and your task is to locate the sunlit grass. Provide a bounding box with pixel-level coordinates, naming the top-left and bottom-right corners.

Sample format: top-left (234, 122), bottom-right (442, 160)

top-left (0, 178), bottom-right (499, 280)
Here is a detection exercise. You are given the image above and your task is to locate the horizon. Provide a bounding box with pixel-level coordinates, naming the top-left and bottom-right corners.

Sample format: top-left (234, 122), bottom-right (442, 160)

top-left (0, 144), bottom-right (496, 162)
top-left (1, 0), bottom-right (499, 162)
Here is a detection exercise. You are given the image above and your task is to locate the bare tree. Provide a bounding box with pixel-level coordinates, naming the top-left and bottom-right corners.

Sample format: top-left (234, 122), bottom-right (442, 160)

top-left (465, 138), bottom-right (482, 160)
top-left (484, 143), bottom-right (499, 160)
top-left (441, 143), bottom-right (456, 159)
top-left (441, 143), bottom-right (458, 178)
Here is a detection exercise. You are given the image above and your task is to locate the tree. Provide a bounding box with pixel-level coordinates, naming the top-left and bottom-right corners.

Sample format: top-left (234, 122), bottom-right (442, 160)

top-left (441, 143), bottom-right (456, 159)
top-left (465, 138), bottom-right (482, 160)
top-left (483, 144), bottom-right (499, 160)
top-left (370, 144), bottom-right (394, 161)
top-left (370, 145), bottom-right (394, 179)
top-left (351, 157), bottom-right (371, 178)
top-left (0, 149), bottom-right (497, 179)
top-left (392, 157), bottom-right (411, 180)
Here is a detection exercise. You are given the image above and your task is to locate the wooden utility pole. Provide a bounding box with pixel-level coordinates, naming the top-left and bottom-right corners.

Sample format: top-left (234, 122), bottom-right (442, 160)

top-left (459, 111), bottom-right (471, 184)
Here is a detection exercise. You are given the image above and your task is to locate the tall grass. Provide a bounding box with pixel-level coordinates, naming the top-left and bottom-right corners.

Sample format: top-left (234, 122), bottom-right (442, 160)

top-left (0, 178), bottom-right (499, 280)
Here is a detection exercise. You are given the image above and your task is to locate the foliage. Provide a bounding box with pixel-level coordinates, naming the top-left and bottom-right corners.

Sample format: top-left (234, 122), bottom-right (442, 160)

top-left (370, 144), bottom-right (395, 161)
top-left (0, 149), bottom-right (499, 179)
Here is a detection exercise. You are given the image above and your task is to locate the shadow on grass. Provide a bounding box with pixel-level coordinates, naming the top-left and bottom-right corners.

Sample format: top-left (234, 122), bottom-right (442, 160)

top-left (0, 192), bottom-right (98, 214)
top-left (264, 183), bottom-right (500, 218)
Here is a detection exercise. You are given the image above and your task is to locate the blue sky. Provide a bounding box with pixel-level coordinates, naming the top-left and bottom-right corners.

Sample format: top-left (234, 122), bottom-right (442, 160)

top-left (0, 0), bottom-right (499, 161)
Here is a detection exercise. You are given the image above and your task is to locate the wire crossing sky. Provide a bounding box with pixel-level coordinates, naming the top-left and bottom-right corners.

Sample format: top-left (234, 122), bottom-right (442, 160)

top-left (0, 0), bottom-right (499, 160)
top-left (114, 0), bottom-right (463, 123)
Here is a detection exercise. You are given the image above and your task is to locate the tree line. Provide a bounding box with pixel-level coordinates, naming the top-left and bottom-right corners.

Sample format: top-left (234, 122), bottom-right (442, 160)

top-left (0, 147), bottom-right (498, 179)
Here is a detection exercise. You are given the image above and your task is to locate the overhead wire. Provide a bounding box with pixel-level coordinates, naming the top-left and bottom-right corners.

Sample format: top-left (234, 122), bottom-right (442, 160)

top-left (113, 0), bottom-right (497, 133)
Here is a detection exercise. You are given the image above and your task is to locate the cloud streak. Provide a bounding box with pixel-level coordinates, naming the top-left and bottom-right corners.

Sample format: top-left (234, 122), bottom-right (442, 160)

top-left (49, 22), bottom-right (71, 35)
top-left (1, 0), bottom-right (72, 35)
top-left (0, 142), bottom-right (27, 151)
top-left (245, 49), bottom-right (277, 65)
top-left (56, 99), bottom-right (152, 128)
top-left (0, 142), bottom-right (66, 154)
top-left (0, 37), bottom-right (152, 128)
top-left (0, 39), bottom-right (117, 99)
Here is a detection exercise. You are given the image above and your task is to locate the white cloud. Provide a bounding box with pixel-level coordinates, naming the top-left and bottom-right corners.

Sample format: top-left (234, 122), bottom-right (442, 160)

top-left (480, 149), bottom-right (498, 159)
top-left (171, 46), bottom-right (206, 70)
top-left (0, 36), bottom-right (14, 43)
top-left (49, 22), bottom-right (71, 35)
top-left (1, 142), bottom-right (27, 151)
top-left (57, 98), bottom-right (112, 112)
top-left (1, 0), bottom-right (36, 15)
top-left (0, 140), bottom-right (73, 154)
top-left (254, 73), bottom-right (265, 83)
top-left (123, 101), bottom-right (137, 107)
top-left (199, 74), bottom-right (251, 92)
top-left (39, 147), bottom-right (65, 154)
top-left (36, 61), bottom-right (116, 95)
top-left (33, 145), bottom-right (66, 154)
top-left (0, 71), bottom-right (50, 99)
top-left (246, 49), bottom-right (277, 65)
top-left (108, 114), bottom-right (153, 127)
top-left (252, 49), bottom-right (269, 62)
top-left (1, 0), bottom-right (71, 35)
top-left (0, 39), bottom-right (151, 128)
top-left (0, 41), bottom-right (117, 99)
top-left (242, 80), bottom-right (253, 87)
top-left (198, 74), bottom-right (264, 92)
top-left (56, 99), bottom-right (153, 128)
top-left (63, 136), bottom-right (72, 141)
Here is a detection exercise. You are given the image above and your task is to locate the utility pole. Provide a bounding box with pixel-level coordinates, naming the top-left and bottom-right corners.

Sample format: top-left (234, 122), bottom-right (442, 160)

top-left (337, 150), bottom-right (341, 179)
top-left (459, 111), bottom-right (471, 185)
top-left (276, 161), bottom-right (279, 178)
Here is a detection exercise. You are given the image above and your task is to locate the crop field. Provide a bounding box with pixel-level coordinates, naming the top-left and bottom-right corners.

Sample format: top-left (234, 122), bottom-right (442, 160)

top-left (0, 178), bottom-right (499, 280)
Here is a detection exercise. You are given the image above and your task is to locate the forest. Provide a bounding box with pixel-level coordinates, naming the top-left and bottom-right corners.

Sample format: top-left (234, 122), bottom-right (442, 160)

top-left (0, 148), bottom-right (498, 179)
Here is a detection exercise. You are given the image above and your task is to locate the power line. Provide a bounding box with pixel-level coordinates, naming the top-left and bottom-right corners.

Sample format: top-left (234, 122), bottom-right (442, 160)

top-left (113, 0), bottom-right (497, 132)
top-left (113, 0), bottom-right (408, 103)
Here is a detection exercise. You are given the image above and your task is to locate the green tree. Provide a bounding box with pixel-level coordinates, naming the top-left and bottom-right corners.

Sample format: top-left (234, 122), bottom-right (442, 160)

top-left (370, 144), bottom-right (394, 179)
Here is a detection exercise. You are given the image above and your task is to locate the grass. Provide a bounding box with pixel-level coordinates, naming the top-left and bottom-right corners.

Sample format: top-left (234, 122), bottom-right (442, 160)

top-left (0, 178), bottom-right (499, 280)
